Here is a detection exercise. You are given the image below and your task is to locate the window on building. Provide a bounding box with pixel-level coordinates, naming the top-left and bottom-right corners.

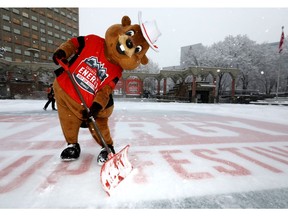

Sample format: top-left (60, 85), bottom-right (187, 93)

top-left (3, 25), bottom-right (11, 32)
top-left (47, 47), bottom-right (54, 52)
top-left (13, 28), bottom-right (21, 35)
top-left (23, 40), bottom-right (30, 47)
top-left (23, 22), bottom-right (30, 28)
top-left (31, 15), bottom-right (38, 21)
top-left (12, 9), bottom-right (19, 14)
top-left (47, 13), bottom-right (53, 19)
top-left (14, 38), bottom-right (22, 45)
top-left (23, 31), bottom-right (30, 37)
top-left (37, 9), bottom-right (45, 16)
top-left (24, 50), bottom-right (31, 56)
top-left (2, 14), bottom-right (10, 21)
top-left (15, 48), bottom-right (22, 54)
top-left (15, 58), bottom-right (22, 62)
top-left (22, 12), bottom-right (29, 18)
top-left (32, 34), bottom-right (38, 40)
top-left (2, 35), bottom-right (11, 42)
top-left (12, 18), bottom-right (21, 25)
top-left (4, 46), bottom-right (12, 52)
top-left (32, 25), bottom-right (38, 31)
top-left (5, 56), bottom-right (12, 61)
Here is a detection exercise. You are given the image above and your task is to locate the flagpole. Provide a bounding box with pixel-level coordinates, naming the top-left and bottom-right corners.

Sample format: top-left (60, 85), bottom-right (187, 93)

top-left (276, 62), bottom-right (280, 101)
top-left (277, 26), bottom-right (285, 102)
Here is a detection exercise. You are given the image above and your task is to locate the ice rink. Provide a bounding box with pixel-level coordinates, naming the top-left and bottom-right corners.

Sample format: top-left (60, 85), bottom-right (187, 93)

top-left (1, 99), bottom-right (288, 209)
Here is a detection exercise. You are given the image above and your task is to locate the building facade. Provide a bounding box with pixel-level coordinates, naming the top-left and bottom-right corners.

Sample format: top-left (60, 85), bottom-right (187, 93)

top-left (0, 8), bottom-right (79, 63)
top-left (0, 8), bottom-right (79, 99)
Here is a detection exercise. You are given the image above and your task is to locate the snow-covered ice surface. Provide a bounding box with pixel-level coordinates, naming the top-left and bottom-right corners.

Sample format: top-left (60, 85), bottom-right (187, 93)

top-left (1, 99), bottom-right (288, 209)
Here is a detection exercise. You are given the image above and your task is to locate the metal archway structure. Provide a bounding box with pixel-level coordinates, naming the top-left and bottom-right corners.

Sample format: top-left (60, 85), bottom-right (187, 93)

top-left (118, 66), bottom-right (239, 102)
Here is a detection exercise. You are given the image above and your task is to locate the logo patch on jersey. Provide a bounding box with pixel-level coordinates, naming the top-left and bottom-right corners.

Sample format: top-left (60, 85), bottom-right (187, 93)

top-left (73, 56), bottom-right (108, 95)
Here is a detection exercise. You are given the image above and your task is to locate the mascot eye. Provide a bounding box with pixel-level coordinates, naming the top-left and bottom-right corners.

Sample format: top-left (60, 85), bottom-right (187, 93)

top-left (125, 30), bottom-right (135, 36)
top-left (135, 45), bottom-right (142, 53)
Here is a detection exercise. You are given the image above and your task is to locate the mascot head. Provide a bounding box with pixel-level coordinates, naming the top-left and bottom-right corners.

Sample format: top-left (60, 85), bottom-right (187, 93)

top-left (104, 11), bottom-right (161, 70)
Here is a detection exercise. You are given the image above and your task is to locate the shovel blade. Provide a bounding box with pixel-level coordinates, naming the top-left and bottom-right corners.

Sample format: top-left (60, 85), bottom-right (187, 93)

top-left (100, 145), bottom-right (133, 196)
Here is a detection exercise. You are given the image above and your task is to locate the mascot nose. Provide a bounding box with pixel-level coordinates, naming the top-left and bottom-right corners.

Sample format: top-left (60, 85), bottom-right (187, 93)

top-left (126, 39), bottom-right (134, 49)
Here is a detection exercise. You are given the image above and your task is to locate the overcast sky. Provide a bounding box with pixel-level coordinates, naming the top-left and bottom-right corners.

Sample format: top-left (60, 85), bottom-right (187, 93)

top-left (79, 7), bottom-right (288, 68)
top-left (7, 0), bottom-right (287, 69)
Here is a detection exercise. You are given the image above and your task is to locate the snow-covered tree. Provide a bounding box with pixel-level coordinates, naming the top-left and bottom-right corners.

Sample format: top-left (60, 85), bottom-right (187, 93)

top-left (251, 43), bottom-right (279, 94)
top-left (211, 35), bottom-right (259, 90)
top-left (181, 43), bottom-right (208, 67)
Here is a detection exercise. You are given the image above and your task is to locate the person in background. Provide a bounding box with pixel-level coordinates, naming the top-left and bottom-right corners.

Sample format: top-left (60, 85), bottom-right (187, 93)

top-left (43, 83), bottom-right (57, 111)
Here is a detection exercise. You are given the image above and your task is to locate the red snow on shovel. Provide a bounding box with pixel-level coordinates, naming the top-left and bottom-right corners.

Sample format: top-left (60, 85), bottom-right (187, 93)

top-left (100, 145), bottom-right (133, 196)
top-left (57, 59), bottom-right (133, 195)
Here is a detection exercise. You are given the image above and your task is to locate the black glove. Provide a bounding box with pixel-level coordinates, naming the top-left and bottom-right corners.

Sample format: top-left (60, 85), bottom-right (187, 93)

top-left (52, 49), bottom-right (67, 65)
top-left (82, 102), bottom-right (102, 120)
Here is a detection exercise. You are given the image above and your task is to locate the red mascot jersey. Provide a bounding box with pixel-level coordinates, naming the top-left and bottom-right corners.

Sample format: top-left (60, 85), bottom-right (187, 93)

top-left (56, 34), bottom-right (123, 107)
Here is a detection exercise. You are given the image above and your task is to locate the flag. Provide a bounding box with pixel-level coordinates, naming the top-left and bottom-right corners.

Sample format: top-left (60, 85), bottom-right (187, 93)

top-left (279, 26), bottom-right (284, 53)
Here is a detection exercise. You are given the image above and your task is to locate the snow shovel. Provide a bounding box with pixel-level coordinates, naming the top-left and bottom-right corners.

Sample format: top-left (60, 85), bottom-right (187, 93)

top-left (57, 59), bottom-right (133, 196)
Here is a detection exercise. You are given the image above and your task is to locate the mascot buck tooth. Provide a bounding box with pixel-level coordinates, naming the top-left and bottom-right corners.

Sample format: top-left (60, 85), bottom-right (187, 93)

top-left (52, 12), bottom-right (161, 165)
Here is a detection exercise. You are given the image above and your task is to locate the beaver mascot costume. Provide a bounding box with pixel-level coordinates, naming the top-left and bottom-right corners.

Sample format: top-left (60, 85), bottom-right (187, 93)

top-left (52, 12), bottom-right (161, 165)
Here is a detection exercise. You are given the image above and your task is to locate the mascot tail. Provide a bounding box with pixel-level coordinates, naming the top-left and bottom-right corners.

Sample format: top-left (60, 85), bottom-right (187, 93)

top-left (57, 59), bottom-right (133, 196)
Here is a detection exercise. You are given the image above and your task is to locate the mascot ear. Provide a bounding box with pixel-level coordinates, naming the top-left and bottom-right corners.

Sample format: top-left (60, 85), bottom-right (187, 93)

top-left (122, 16), bottom-right (131, 26)
top-left (141, 55), bottom-right (149, 65)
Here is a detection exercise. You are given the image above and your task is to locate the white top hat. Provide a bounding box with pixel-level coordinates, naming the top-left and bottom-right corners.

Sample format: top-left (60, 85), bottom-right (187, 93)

top-left (138, 11), bottom-right (161, 52)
